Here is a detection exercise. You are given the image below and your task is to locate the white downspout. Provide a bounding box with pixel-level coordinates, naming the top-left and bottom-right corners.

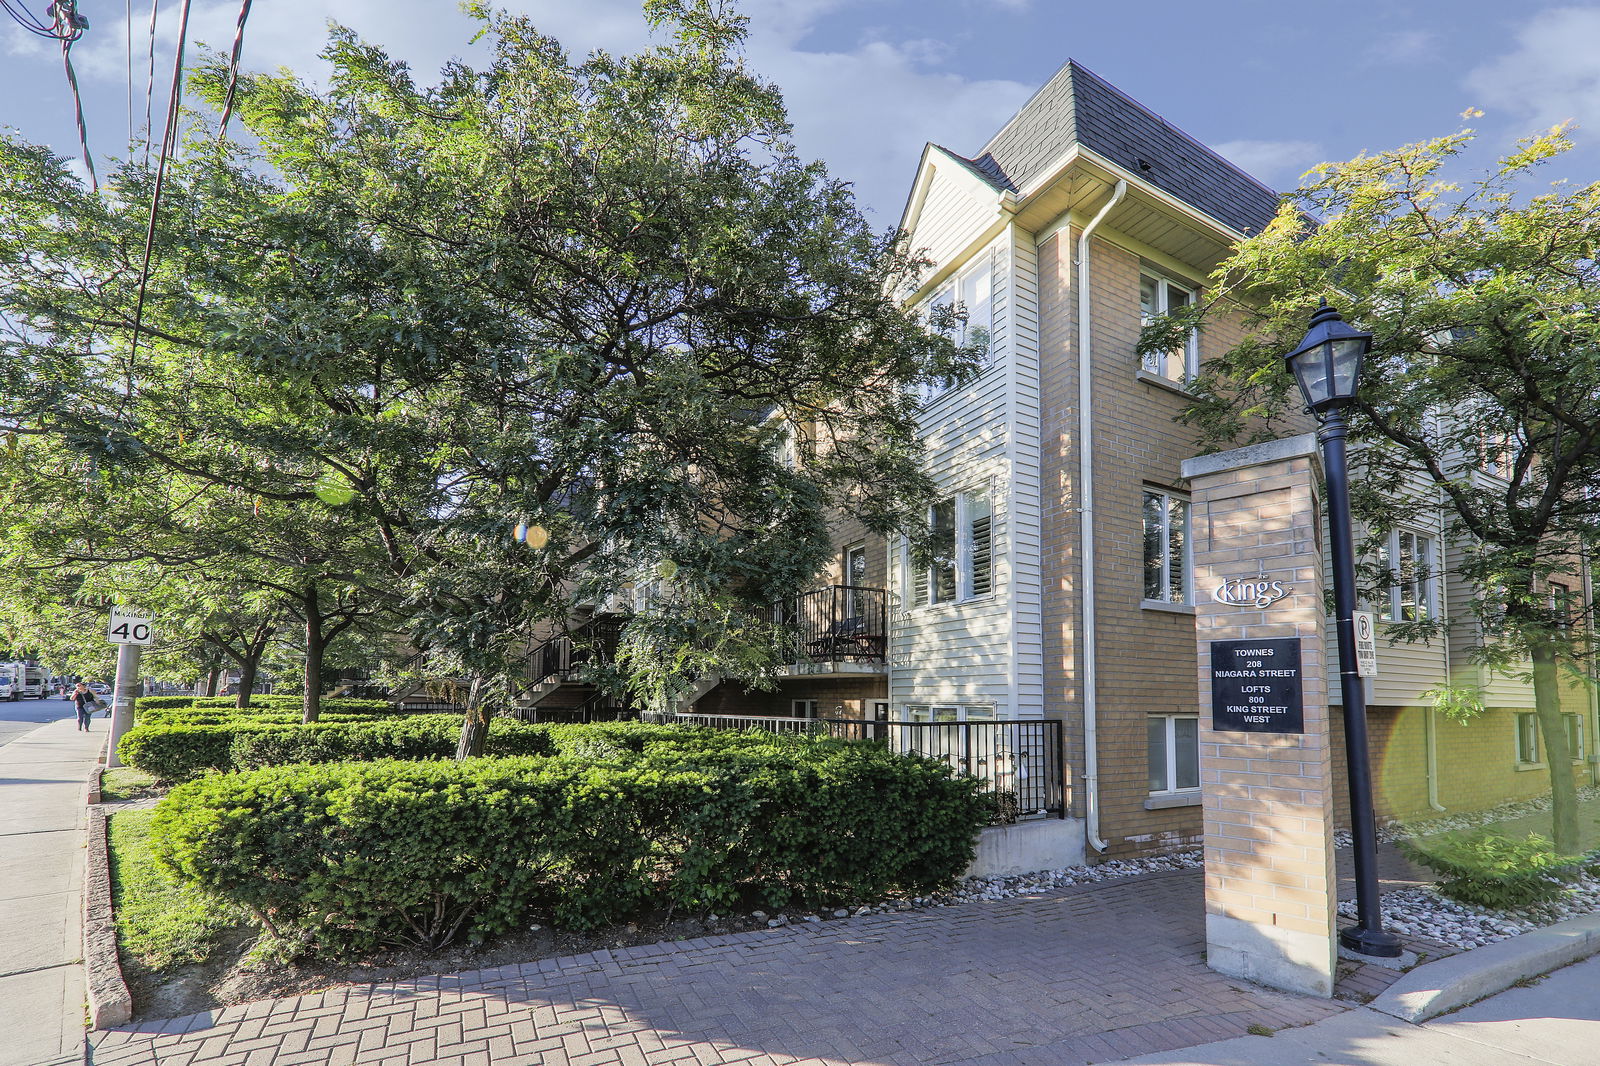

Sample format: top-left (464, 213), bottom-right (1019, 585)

top-left (1077, 179), bottom-right (1126, 853)
top-left (1428, 481), bottom-right (1448, 811)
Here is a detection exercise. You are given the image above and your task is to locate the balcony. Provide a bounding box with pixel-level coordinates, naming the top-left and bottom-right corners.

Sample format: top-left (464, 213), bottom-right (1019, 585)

top-left (775, 585), bottom-right (890, 674)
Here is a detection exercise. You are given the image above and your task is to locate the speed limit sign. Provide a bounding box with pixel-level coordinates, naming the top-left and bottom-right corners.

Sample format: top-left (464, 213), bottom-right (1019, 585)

top-left (108, 609), bottom-right (156, 646)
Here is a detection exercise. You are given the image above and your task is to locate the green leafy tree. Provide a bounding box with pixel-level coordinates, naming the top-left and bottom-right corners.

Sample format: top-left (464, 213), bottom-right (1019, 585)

top-left (0, 1), bottom-right (974, 754)
top-left (1161, 121), bottom-right (1600, 852)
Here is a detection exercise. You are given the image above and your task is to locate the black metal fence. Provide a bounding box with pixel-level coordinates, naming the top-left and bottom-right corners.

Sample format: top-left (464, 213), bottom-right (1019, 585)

top-left (651, 713), bottom-right (1065, 819)
top-left (775, 585), bottom-right (889, 665)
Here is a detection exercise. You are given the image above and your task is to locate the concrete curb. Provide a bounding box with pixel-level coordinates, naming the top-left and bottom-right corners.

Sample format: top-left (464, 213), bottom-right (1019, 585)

top-left (85, 765), bottom-right (103, 805)
top-left (83, 809), bottom-right (133, 1029)
top-left (1369, 910), bottom-right (1600, 1023)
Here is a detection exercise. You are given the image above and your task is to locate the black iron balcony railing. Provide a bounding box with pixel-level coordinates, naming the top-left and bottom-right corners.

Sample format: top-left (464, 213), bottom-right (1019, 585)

top-left (776, 585), bottom-right (889, 665)
top-left (522, 613), bottom-right (627, 687)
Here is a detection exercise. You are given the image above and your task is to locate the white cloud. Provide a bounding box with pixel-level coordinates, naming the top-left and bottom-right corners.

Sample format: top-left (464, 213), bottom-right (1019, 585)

top-left (1465, 7), bottom-right (1600, 129)
top-left (1367, 29), bottom-right (1436, 65)
top-left (29, 0), bottom-right (1029, 221)
top-left (1211, 139), bottom-right (1322, 184)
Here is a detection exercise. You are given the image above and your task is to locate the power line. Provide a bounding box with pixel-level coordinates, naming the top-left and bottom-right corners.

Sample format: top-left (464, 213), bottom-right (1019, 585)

top-left (217, 0), bottom-right (253, 141)
top-left (1, 0), bottom-right (84, 40)
top-left (143, 0), bottom-right (158, 164)
top-left (128, 0), bottom-right (192, 368)
top-left (60, 32), bottom-right (96, 190)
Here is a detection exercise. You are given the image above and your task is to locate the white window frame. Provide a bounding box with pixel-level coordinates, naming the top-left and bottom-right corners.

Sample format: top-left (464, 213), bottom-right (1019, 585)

top-left (1147, 713), bottom-right (1200, 795)
top-left (1142, 488), bottom-right (1192, 606)
top-left (1139, 271), bottom-right (1199, 382)
top-left (843, 543), bottom-right (868, 619)
top-left (1376, 528), bottom-right (1437, 623)
top-left (1549, 581), bottom-right (1572, 631)
top-left (901, 703), bottom-right (999, 723)
top-left (906, 491), bottom-right (996, 608)
top-left (915, 253), bottom-right (996, 405)
top-left (792, 699), bottom-right (818, 719)
top-left (1515, 711), bottom-right (1541, 766)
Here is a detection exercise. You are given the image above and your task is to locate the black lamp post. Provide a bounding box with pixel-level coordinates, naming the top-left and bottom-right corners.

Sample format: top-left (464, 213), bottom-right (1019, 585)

top-left (1283, 301), bottom-right (1403, 959)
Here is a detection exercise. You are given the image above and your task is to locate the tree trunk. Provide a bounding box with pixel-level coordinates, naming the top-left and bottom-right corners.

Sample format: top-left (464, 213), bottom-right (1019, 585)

top-left (236, 651), bottom-right (260, 710)
top-left (302, 585), bottom-right (325, 725)
top-left (1530, 642), bottom-right (1580, 854)
top-left (203, 663), bottom-right (221, 698)
top-left (455, 677), bottom-right (490, 760)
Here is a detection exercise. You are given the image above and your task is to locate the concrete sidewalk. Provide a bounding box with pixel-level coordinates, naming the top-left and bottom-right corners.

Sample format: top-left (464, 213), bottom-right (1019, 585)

top-left (1117, 949), bottom-right (1600, 1065)
top-left (1, 714), bottom-right (107, 1066)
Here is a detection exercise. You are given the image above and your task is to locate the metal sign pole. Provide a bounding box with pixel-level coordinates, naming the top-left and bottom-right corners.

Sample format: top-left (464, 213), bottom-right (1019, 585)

top-left (104, 635), bottom-right (146, 768)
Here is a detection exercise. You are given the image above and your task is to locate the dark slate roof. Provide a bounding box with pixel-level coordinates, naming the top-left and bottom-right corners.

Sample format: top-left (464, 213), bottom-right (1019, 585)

top-left (973, 60), bottom-right (1283, 236)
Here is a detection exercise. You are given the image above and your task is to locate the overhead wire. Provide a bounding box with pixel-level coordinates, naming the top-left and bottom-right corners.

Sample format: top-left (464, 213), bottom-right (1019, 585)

top-left (128, 0), bottom-right (192, 368)
top-left (216, 0), bottom-right (253, 141)
top-left (125, 0), bottom-right (133, 148)
top-left (143, 0), bottom-right (159, 164)
top-left (2, 3), bottom-right (98, 189)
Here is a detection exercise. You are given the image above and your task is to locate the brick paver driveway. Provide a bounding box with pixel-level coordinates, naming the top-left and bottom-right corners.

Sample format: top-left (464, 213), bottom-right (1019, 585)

top-left (90, 868), bottom-right (1343, 1066)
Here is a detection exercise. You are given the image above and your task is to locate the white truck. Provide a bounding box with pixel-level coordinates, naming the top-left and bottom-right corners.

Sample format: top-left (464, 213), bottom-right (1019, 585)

top-left (0, 662), bottom-right (47, 699)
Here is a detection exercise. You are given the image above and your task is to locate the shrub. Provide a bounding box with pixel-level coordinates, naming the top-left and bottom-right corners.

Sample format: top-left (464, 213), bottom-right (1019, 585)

top-left (149, 739), bottom-right (989, 957)
top-left (230, 716), bottom-right (554, 769)
top-left (121, 714), bottom-right (554, 779)
top-left (118, 723), bottom-right (288, 781)
top-left (1399, 831), bottom-right (1582, 909)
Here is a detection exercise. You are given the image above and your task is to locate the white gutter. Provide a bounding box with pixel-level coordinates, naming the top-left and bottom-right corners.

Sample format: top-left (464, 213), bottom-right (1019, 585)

top-left (1076, 179), bottom-right (1126, 853)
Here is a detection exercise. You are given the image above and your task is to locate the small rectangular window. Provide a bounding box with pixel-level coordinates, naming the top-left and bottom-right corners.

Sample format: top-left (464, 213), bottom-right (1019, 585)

top-left (1139, 272), bottom-right (1198, 381)
top-left (1565, 713), bottom-right (1584, 762)
top-left (1148, 714), bottom-right (1200, 793)
top-left (1550, 582), bottom-right (1572, 631)
top-left (931, 498), bottom-right (957, 603)
top-left (1143, 489), bottom-right (1191, 605)
top-left (1515, 712), bottom-right (1541, 765)
top-left (793, 699), bottom-right (818, 719)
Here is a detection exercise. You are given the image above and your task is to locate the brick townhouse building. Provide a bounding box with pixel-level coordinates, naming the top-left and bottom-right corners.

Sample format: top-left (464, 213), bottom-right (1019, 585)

top-left (585, 60), bottom-right (1600, 860)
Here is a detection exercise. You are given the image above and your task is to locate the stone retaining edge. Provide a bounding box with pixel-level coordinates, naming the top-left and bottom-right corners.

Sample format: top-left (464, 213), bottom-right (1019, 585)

top-left (86, 765), bottom-right (102, 805)
top-left (1369, 911), bottom-right (1600, 1023)
top-left (84, 808), bottom-right (133, 1029)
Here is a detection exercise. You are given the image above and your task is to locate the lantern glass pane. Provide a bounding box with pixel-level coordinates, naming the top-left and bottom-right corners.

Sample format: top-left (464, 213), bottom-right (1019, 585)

top-left (1331, 336), bottom-right (1364, 401)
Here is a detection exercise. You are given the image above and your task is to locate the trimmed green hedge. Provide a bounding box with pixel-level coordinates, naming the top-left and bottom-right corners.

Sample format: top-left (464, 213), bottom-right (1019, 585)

top-left (151, 742), bottom-right (987, 956)
top-left (119, 715), bottom-right (552, 781)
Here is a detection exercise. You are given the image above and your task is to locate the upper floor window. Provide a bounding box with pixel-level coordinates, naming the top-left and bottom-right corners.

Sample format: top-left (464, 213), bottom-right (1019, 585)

top-left (1549, 581), bottom-right (1573, 631)
top-left (1142, 488), bottom-right (1191, 605)
top-left (916, 255), bottom-right (995, 406)
top-left (1376, 529), bottom-right (1436, 622)
top-left (909, 492), bottom-right (995, 607)
top-left (1139, 272), bottom-right (1198, 382)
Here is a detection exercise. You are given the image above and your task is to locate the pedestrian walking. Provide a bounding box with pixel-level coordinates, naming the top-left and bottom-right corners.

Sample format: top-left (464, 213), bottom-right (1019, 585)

top-left (70, 682), bottom-right (95, 731)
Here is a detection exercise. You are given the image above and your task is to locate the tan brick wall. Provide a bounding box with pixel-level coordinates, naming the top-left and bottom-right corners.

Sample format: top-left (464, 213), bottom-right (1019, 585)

top-left (1037, 227), bottom-right (1273, 855)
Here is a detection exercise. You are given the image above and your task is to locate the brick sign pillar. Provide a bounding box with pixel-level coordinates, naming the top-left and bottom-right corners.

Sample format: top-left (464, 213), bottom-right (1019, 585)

top-left (1180, 433), bottom-right (1337, 998)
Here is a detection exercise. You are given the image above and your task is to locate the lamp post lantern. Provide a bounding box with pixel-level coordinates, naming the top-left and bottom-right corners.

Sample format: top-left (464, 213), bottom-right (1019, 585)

top-left (1283, 301), bottom-right (1403, 959)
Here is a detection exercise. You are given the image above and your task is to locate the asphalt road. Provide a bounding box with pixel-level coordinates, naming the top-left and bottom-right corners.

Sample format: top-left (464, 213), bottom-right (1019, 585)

top-left (0, 695), bottom-right (80, 750)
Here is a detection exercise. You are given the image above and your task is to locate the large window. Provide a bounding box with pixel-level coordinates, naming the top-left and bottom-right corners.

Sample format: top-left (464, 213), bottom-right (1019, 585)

top-left (909, 492), bottom-right (995, 607)
top-left (1139, 272), bottom-right (1198, 382)
top-left (1148, 714), bottom-right (1200, 794)
top-left (1142, 488), bottom-right (1191, 605)
top-left (1377, 529), bottom-right (1436, 622)
top-left (917, 255), bottom-right (995, 406)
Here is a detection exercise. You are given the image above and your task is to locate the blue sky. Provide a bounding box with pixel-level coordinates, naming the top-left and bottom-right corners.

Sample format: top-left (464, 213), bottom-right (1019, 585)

top-left (4, 1), bottom-right (1598, 225)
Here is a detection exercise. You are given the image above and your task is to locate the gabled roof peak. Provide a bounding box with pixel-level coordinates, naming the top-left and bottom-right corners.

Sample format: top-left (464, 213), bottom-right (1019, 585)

top-left (975, 58), bottom-right (1284, 236)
